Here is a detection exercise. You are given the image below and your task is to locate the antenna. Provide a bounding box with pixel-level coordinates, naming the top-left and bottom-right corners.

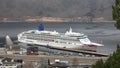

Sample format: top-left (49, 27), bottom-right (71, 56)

top-left (69, 27), bottom-right (72, 33)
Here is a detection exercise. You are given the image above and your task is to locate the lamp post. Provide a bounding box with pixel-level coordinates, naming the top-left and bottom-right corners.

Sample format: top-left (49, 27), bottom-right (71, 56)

top-left (47, 44), bottom-right (50, 56)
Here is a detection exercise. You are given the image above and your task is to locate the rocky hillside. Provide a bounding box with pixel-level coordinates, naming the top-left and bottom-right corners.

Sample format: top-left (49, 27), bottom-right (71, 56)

top-left (0, 0), bottom-right (114, 20)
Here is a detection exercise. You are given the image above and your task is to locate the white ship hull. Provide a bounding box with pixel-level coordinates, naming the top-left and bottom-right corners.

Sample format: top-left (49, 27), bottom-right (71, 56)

top-left (19, 39), bottom-right (83, 49)
top-left (18, 27), bottom-right (103, 52)
top-left (18, 34), bottom-right (100, 51)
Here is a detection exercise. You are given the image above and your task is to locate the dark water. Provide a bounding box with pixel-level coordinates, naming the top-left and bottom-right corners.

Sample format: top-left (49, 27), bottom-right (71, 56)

top-left (0, 22), bottom-right (120, 54)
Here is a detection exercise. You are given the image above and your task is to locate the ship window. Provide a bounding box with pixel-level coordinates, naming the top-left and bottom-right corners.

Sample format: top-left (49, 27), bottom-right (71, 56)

top-left (68, 42), bottom-right (71, 44)
top-left (31, 31), bottom-right (35, 33)
top-left (60, 41), bottom-right (66, 44)
top-left (52, 40), bottom-right (54, 42)
top-left (55, 41), bottom-right (58, 43)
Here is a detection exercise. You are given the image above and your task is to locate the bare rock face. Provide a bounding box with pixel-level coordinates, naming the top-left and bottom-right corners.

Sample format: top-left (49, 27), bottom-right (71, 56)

top-left (0, 0), bottom-right (113, 20)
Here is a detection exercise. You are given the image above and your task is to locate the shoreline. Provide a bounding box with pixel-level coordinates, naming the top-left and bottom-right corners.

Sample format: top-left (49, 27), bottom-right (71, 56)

top-left (0, 20), bottom-right (116, 23)
top-left (0, 17), bottom-right (115, 23)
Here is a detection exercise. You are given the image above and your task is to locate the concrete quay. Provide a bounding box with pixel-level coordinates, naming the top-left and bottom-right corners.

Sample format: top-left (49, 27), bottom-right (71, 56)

top-left (0, 54), bottom-right (107, 65)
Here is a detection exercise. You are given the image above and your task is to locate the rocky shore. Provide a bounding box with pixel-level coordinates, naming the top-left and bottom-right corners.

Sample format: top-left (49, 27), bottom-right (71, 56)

top-left (0, 17), bottom-right (115, 23)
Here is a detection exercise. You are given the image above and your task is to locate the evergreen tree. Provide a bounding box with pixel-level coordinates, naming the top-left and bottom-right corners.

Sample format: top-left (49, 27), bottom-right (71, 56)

top-left (92, 59), bottom-right (104, 68)
top-left (105, 44), bottom-right (120, 68)
top-left (92, 44), bottom-right (120, 68)
top-left (112, 0), bottom-right (120, 29)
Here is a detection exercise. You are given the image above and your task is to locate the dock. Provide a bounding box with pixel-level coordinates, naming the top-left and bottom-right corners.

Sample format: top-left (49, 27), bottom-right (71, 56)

top-left (41, 45), bottom-right (109, 57)
top-left (0, 54), bottom-right (108, 65)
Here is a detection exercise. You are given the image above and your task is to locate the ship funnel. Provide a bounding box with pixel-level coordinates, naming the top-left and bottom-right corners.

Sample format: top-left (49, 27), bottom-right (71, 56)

top-left (38, 24), bottom-right (44, 31)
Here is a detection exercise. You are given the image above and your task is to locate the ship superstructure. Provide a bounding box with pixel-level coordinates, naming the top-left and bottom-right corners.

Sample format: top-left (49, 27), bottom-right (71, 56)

top-left (18, 27), bottom-right (103, 51)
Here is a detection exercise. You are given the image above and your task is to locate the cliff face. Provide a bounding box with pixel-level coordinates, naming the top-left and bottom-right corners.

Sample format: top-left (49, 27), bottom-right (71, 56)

top-left (0, 0), bottom-right (113, 20)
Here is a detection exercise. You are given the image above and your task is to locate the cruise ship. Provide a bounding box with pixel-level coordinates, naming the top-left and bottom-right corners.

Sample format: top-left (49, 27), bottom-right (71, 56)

top-left (18, 25), bottom-right (103, 51)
